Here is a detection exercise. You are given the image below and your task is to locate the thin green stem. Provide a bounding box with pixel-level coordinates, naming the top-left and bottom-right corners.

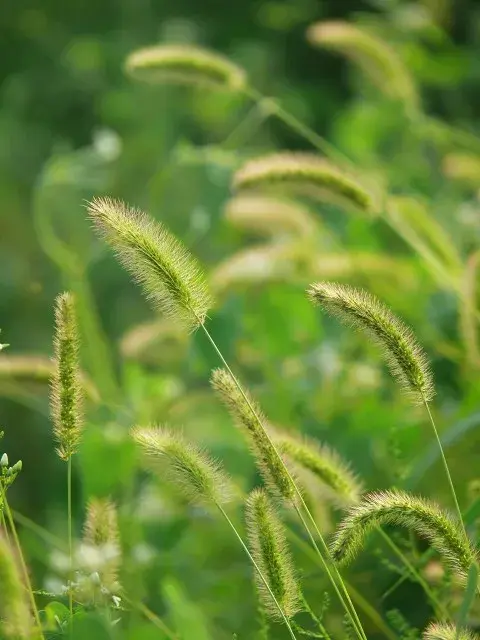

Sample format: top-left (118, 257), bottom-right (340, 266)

top-left (300, 588), bottom-right (331, 639)
top-left (122, 594), bottom-right (178, 639)
top-left (422, 398), bottom-right (465, 535)
top-left (198, 320), bottom-right (366, 640)
top-left (216, 503), bottom-right (298, 640)
top-left (375, 526), bottom-right (447, 618)
top-left (3, 495), bottom-right (44, 639)
top-left (67, 456), bottom-right (73, 623)
top-left (293, 503), bottom-right (366, 640)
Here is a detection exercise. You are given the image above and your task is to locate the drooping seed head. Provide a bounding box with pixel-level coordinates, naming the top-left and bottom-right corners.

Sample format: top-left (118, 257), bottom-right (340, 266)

top-left (211, 369), bottom-right (295, 501)
top-left (0, 534), bottom-right (35, 639)
top-left (88, 197), bottom-right (212, 330)
top-left (308, 282), bottom-right (434, 404)
top-left (423, 622), bottom-right (478, 640)
top-left (331, 490), bottom-right (477, 581)
top-left (232, 153), bottom-right (374, 213)
top-left (131, 426), bottom-right (233, 507)
top-left (246, 489), bottom-right (302, 620)
top-left (224, 195), bottom-right (320, 238)
top-left (274, 431), bottom-right (363, 507)
top-left (125, 44), bottom-right (246, 90)
top-left (306, 21), bottom-right (418, 108)
top-left (51, 292), bottom-right (84, 460)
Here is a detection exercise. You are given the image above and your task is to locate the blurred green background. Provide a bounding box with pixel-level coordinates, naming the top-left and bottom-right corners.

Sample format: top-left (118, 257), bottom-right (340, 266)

top-left (2, 0), bottom-right (480, 637)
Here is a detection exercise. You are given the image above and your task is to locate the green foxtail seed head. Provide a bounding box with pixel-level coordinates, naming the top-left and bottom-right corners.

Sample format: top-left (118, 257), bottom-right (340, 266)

top-left (330, 490), bottom-right (477, 581)
top-left (131, 426), bottom-right (233, 507)
top-left (210, 368), bottom-right (295, 501)
top-left (232, 153), bottom-right (373, 213)
top-left (125, 44), bottom-right (246, 90)
top-left (88, 197), bottom-right (212, 330)
top-left (307, 282), bottom-right (434, 404)
top-left (0, 354), bottom-right (99, 402)
top-left (51, 292), bottom-right (83, 460)
top-left (306, 21), bottom-right (418, 108)
top-left (224, 195), bottom-right (320, 238)
top-left (273, 431), bottom-right (363, 507)
top-left (245, 489), bottom-right (302, 620)
top-left (0, 534), bottom-right (35, 639)
top-left (83, 498), bottom-right (121, 592)
top-left (423, 622), bottom-right (479, 640)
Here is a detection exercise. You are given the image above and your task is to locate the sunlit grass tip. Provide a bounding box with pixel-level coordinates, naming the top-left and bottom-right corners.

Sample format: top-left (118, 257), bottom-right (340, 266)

top-left (306, 20), bottom-right (417, 108)
top-left (246, 488), bottom-right (302, 620)
top-left (211, 368), bottom-right (295, 501)
top-left (423, 622), bottom-right (478, 640)
top-left (308, 282), bottom-right (434, 404)
top-left (88, 197), bottom-right (212, 330)
top-left (0, 534), bottom-right (35, 639)
top-left (125, 44), bottom-right (246, 90)
top-left (232, 153), bottom-right (374, 213)
top-left (131, 426), bottom-right (234, 507)
top-left (330, 490), bottom-right (477, 581)
top-left (273, 430), bottom-right (363, 507)
top-left (51, 292), bottom-right (83, 461)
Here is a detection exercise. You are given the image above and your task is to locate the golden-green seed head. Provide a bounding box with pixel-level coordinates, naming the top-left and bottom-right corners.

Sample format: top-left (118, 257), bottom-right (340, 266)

top-left (0, 534), bottom-right (34, 638)
top-left (51, 292), bottom-right (83, 460)
top-left (423, 622), bottom-right (478, 640)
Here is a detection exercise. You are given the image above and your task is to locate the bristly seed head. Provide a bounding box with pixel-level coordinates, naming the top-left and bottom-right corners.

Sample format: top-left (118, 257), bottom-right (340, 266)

top-left (88, 197), bottom-right (212, 330)
top-left (131, 426), bottom-right (234, 508)
top-left (125, 44), bottom-right (246, 90)
top-left (232, 153), bottom-right (374, 213)
top-left (210, 368), bottom-right (295, 501)
top-left (423, 622), bottom-right (479, 640)
top-left (51, 292), bottom-right (83, 461)
top-left (331, 490), bottom-right (477, 581)
top-left (307, 282), bottom-right (434, 404)
top-left (273, 430), bottom-right (363, 507)
top-left (245, 488), bottom-right (302, 620)
top-left (0, 534), bottom-right (35, 639)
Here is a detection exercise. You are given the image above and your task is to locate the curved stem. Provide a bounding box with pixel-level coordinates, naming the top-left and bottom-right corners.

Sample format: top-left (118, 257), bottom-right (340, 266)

top-left (198, 320), bottom-right (366, 640)
top-left (216, 504), bottom-right (298, 640)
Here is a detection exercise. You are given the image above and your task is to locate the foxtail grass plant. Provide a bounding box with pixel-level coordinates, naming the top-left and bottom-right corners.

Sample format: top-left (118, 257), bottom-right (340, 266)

top-left (307, 282), bottom-right (469, 552)
top-left (51, 292), bottom-right (84, 622)
top-left (424, 622), bottom-right (479, 640)
top-left (89, 196), bottom-right (368, 640)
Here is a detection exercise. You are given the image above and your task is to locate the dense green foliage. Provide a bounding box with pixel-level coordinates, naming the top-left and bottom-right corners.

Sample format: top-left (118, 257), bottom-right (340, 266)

top-left (2, 0), bottom-right (480, 638)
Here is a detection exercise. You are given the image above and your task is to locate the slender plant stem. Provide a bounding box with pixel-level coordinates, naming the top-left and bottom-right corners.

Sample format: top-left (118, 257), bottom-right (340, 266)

top-left (3, 495), bottom-right (44, 638)
top-left (122, 595), bottom-right (178, 640)
top-left (67, 456), bottom-right (73, 623)
top-left (293, 503), bottom-right (366, 640)
top-left (375, 526), bottom-right (447, 618)
top-left (216, 503), bottom-right (298, 640)
top-left (422, 397), bottom-right (465, 535)
top-left (198, 320), bottom-right (366, 640)
top-left (301, 595), bottom-right (331, 640)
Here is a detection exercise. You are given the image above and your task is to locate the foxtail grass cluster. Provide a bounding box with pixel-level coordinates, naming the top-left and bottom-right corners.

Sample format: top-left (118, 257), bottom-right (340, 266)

top-left (246, 488), bottom-right (301, 620)
top-left (125, 44), bottom-right (246, 90)
top-left (88, 197), bottom-right (212, 330)
top-left (232, 153), bottom-right (373, 213)
top-left (331, 490), bottom-right (477, 580)
top-left (308, 282), bottom-right (434, 404)
top-left (51, 293), bottom-right (83, 460)
top-left (423, 622), bottom-right (479, 640)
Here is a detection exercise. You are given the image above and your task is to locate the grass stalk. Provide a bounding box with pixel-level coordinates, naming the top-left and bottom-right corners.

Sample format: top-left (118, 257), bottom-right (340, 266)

top-left (199, 319), bottom-right (367, 640)
top-left (67, 455), bottom-right (73, 623)
top-left (216, 503), bottom-right (298, 640)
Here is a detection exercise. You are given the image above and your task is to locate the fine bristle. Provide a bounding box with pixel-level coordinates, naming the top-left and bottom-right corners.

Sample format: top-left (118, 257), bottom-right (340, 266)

top-left (331, 490), bottom-right (476, 581)
top-left (423, 622), bottom-right (478, 640)
top-left (51, 292), bottom-right (84, 460)
top-left (308, 281), bottom-right (435, 404)
top-left (88, 197), bottom-right (212, 330)
top-left (245, 489), bottom-right (302, 620)
top-left (131, 426), bottom-right (233, 507)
